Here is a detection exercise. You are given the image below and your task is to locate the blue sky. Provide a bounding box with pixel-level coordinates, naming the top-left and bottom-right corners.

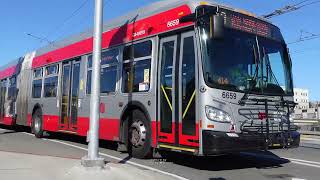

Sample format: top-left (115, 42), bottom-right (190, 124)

top-left (0, 0), bottom-right (319, 100)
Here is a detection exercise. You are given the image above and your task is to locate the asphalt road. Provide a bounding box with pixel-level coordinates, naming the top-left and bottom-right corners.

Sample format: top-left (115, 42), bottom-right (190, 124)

top-left (0, 125), bottom-right (319, 180)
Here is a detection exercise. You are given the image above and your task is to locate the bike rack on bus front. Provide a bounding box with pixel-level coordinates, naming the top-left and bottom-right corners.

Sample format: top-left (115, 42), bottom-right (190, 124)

top-left (238, 98), bottom-right (297, 149)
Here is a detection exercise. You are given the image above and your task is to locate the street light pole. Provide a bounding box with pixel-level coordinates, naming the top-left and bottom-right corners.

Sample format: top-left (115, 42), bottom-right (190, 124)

top-left (81, 0), bottom-right (105, 168)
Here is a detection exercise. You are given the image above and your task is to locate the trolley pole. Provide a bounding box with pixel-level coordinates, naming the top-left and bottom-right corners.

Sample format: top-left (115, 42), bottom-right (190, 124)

top-left (81, 0), bottom-right (105, 168)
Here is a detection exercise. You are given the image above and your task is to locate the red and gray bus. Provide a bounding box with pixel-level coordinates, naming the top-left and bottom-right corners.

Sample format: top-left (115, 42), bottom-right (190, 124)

top-left (0, 0), bottom-right (300, 159)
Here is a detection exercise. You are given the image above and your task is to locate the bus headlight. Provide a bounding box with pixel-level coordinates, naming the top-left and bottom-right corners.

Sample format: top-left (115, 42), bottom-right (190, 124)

top-left (205, 106), bottom-right (232, 123)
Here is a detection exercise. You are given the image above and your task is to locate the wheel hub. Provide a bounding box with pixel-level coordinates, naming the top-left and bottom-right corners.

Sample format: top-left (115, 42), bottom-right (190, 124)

top-left (34, 117), bottom-right (41, 133)
top-left (130, 120), bottom-right (146, 147)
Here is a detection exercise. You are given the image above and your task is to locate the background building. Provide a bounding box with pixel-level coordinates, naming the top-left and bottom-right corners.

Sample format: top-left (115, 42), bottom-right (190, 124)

top-left (294, 88), bottom-right (309, 110)
top-left (293, 88), bottom-right (320, 120)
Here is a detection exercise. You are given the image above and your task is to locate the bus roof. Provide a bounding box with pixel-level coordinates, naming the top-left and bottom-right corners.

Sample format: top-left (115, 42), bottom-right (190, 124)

top-left (36, 0), bottom-right (266, 58)
top-left (35, 0), bottom-right (206, 57)
top-left (0, 0), bottom-right (270, 78)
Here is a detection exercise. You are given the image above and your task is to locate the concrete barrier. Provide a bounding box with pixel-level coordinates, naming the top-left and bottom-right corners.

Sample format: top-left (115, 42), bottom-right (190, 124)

top-left (299, 130), bottom-right (320, 136)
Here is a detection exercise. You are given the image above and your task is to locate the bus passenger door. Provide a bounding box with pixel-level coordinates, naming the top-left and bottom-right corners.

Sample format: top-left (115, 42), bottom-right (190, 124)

top-left (59, 59), bottom-right (80, 131)
top-left (158, 36), bottom-right (178, 145)
top-left (178, 32), bottom-right (198, 148)
top-left (158, 32), bottom-right (198, 150)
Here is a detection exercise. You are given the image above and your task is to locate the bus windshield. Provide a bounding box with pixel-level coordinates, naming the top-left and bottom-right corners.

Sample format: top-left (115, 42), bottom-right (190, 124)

top-left (200, 27), bottom-right (293, 96)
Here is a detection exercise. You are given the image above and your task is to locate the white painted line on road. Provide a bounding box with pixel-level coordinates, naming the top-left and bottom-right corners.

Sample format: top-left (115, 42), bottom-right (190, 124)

top-left (290, 160), bottom-right (320, 169)
top-left (283, 157), bottom-right (320, 165)
top-left (21, 132), bottom-right (189, 180)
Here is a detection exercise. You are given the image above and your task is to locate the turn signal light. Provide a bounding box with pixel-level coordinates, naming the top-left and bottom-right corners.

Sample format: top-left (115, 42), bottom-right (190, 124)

top-left (207, 125), bottom-right (215, 129)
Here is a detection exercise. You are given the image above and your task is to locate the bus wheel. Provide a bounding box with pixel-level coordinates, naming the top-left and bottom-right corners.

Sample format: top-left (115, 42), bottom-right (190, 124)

top-left (32, 109), bottom-right (44, 138)
top-left (128, 110), bottom-right (152, 159)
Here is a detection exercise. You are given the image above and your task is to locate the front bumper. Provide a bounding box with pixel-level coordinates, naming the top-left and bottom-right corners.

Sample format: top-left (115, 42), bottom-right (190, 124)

top-left (202, 130), bottom-right (301, 155)
top-left (202, 130), bottom-right (265, 155)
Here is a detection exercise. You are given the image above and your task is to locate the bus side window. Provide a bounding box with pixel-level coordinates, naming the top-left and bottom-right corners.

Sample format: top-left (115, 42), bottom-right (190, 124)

top-left (44, 77), bottom-right (58, 98)
top-left (32, 68), bottom-right (43, 98)
top-left (44, 65), bottom-right (59, 98)
top-left (122, 60), bottom-right (151, 93)
top-left (32, 80), bottom-right (42, 98)
top-left (122, 40), bottom-right (152, 93)
top-left (87, 48), bottom-right (119, 95)
top-left (7, 76), bottom-right (16, 101)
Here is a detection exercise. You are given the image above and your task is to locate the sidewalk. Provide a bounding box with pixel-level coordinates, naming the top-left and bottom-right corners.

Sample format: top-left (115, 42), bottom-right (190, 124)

top-left (0, 150), bottom-right (176, 180)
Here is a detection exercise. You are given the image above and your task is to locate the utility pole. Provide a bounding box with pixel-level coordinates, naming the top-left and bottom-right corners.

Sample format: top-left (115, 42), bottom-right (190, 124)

top-left (81, 0), bottom-right (105, 168)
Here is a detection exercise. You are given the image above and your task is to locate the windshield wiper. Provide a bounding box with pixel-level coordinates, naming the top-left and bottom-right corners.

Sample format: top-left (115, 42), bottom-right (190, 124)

top-left (262, 47), bottom-right (285, 98)
top-left (239, 37), bottom-right (261, 105)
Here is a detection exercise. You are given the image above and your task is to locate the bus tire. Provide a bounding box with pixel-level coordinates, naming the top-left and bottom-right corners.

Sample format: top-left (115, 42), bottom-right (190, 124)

top-left (128, 110), bottom-right (152, 159)
top-left (32, 109), bottom-right (44, 138)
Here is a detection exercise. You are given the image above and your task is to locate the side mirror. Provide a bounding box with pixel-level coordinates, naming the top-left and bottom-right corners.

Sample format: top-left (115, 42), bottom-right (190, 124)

top-left (210, 15), bottom-right (224, 40)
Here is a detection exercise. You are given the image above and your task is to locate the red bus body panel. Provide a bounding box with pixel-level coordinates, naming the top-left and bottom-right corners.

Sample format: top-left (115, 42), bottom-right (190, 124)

top-left (32, 5), bottom-right (193, 68)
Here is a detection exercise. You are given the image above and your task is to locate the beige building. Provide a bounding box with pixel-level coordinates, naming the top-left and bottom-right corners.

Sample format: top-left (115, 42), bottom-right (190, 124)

top-left (294, 88), bottom-right (309, 110)
top-left (293, 88), bottom-right (320, 119)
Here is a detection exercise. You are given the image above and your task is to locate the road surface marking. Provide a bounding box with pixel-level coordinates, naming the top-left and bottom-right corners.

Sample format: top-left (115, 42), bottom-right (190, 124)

top-left (289, 160), bottom-right (320, 169)
top-left (15, 130), bottom-right (320, 174)
top-left (21, 132), bottom-right (189, 180)
top-left (283, 157), bottom-right (320, 165)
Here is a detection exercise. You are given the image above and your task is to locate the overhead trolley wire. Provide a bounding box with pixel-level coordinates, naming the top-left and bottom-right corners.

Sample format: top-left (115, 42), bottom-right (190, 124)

top-left (297, 0), bottom-right (320, 8)
top-left (288, 34), bottom-right (320, 44)
top-left (262, 0), bottom-right (320, 19)
top-left (28, 0), bottom-right (111, 48)
top-left (44, 0), bottom-right (91, 41)
top-left (27, 0), bottom-right (91, 47)
top-left (288, 29), bottom-right (320, 44)
top-left (50, 0), bottom-right (112, 42)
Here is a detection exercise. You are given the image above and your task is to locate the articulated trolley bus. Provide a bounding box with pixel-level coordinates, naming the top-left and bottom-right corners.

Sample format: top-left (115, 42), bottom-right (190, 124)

top-left (0, 0), bottom-right (300, 158)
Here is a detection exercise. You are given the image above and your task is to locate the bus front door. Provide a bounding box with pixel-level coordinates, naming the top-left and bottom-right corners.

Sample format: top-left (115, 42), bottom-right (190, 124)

top-left (158, 32), bottom-right (199, 151)
top-left (59, 60), bottom-right (80, 131)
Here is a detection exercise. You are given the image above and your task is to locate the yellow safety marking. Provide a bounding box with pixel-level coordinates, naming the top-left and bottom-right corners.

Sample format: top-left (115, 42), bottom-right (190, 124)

top-left (183, 90), bottom-right (196, 119)
top-left (164, 87), bottom-right (172, 90)
top-left (161, 85), bottom-right (173, 111)
top-left (200, 1), bottom-right (209, 5)
top-left (159, 144), bottom-right (196, 153)
top-left (57, 130), bottom-right (77, 134)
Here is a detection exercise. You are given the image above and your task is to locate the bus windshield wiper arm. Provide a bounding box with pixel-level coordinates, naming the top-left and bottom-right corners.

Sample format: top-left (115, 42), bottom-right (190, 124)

top-left (262, 47), bottom-right (285, 100)
top-left (239, 37), bottom-right (261, 105)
